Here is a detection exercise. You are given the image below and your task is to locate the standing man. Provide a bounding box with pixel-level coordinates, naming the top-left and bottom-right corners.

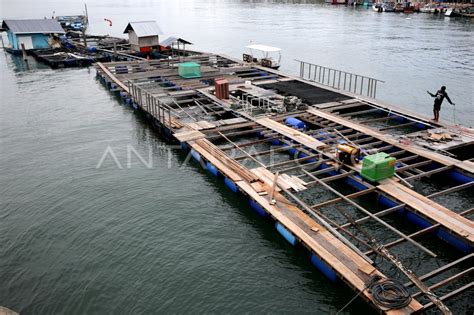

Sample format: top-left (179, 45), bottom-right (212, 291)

top-left (427, 86), bottom-right (455, 122)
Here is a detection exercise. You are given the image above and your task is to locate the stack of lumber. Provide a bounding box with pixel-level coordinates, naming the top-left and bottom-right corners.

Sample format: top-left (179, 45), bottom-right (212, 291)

top-left (187, 120), bottom-right (216, 130)
top-left (174, 130), bottom-right (206, 142)
top-left (169, 117), bottom-right (183, 129)
top-left (251, 167), bottom-right (307, 192)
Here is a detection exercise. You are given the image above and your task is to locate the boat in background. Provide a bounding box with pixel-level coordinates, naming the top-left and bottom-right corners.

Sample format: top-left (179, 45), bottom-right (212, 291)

top-left (384, 2), bottom-right (396, 12)
top-left (420, 4), bottom-right (441, 13)
top-left (449, 6), bottom-right (474, 17)
top-left (325, 0), bottom-right (347, 4)
top-left (243, 44), bottom-right (282, 70)
top-left (459, 7), bottom-right (474, 17)
top-left (445, 8), bottom-right (454, 16)
top-left (373, 3), bottom-right (384, 12)
top-left (55, 4), bottom-right (89, 32)
top-left (56, 15), bottom-right (88, 31)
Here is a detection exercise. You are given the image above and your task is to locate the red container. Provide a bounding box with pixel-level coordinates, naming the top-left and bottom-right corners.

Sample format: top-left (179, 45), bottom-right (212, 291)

top-left (215, 79), bottom-right (229, 100)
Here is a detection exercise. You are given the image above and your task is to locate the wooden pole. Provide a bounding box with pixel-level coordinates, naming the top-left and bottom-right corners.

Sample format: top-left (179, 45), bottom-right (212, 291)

top-left (84, 3), bottom-right (89, 25)
top-left (82, 29), bottom-right (87, 48)
top-left (269, 171), bottom-right (279, 205)
top-left (21, 43), bottom-right (27, 61)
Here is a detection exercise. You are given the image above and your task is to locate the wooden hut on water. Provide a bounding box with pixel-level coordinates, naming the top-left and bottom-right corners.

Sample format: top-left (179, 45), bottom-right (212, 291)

top-left (123, 21), bottom-right (163, 53)
top-left (1, 19), bottom-right (65, 54)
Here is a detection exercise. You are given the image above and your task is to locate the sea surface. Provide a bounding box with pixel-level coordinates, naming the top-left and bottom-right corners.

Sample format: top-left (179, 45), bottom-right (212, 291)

top-left (0, 0), bottom-right (473, 314)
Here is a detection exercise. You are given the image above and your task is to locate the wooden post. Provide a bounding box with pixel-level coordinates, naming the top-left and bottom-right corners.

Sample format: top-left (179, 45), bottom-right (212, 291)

top-left (157, 99), bottom-right (161, 122)
top-left (84, 3), bottom-right (89, 25)
top-left (82, 29), bottom-right (87, 48)
top-left (269, 171), bottom-right (279, 205)
top-left (21, 43), bottom-right (27, 61)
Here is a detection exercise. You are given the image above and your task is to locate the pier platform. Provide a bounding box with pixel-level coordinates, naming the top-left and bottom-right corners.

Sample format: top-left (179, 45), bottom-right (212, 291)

top-left (95, 51), bottom-right (473, 314)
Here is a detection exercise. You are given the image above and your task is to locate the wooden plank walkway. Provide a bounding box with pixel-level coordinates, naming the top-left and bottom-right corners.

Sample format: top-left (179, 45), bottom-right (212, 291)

top-left (256, 117), bottom-right (327, 151)
top-left (306, 108), bottom-right (463, 169)
top-left (379, 182), bottom-right (474, 244)
top-left (96, 62), bottom-right (130, 93)
top-left (251, 167), bottom-right (307, 192)
top-left (174, 130), bottom-right (206, 142)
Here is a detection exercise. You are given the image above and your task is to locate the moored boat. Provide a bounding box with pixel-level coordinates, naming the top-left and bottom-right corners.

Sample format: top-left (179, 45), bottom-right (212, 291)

top-left (384, 2), bottom-right (396, 12)
top-left (56, 15), bottom-right (88, 31)
top-left (420, 3), bottom-right (443, 13)
top-left (243, 44), bottom-right (282, 70)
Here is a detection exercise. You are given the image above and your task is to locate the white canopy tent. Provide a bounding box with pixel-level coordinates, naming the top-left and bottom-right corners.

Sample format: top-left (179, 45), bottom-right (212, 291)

top-left (245, 44), bottom-right (282, 69)
top-left (245, 44), bottom-right (281, 53)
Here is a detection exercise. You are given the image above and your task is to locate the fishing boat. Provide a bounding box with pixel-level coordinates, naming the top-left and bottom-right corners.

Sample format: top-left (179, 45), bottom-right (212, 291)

top-left (243, 44), bottom-right (282, 70)
top-left (325, 0), bottom-right (347, 4)
top-left (445, 8), bottom-right (454, 17)
top-left (384, 2), bottom-right (396, 12)
top-left (55, 4), bottom-right (89, 31)
top-left (394, 2), bottom-right (404, 12)
top-left (56, 15), bottom-right (88, 31)
top-left (458, 7), bottom-right (474, 17)
top-left (372, 3), bottom-right (384, 12)
top-left (420, 4), bottom-right (438, 13)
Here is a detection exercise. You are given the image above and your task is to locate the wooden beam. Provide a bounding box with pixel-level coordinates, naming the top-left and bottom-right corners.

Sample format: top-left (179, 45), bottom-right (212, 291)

top-left (378, 182), bottom-right (473, 244)
top-left (405, 165), bottom-right (452, 181)
top-left (312, 188), bottom-right (376, 209)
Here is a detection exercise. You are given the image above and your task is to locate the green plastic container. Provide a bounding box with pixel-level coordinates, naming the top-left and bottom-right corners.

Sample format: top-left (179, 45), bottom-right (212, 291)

top-left (360, 152), bottom-right (396, 182)
top-left (178, 62), bottom-right (201, 79)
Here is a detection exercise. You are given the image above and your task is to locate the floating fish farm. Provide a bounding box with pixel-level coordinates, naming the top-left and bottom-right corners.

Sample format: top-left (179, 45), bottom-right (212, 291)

top-left (95, 50), bottom-right (473, 314)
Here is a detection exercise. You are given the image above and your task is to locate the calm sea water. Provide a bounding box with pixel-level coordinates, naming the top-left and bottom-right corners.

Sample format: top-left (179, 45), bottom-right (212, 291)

top-left (0, 0), bottom-right (473, 314)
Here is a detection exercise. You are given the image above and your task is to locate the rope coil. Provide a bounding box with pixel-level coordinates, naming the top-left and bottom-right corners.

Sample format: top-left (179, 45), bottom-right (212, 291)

top-left (369, 278), bottom-right (412, 309)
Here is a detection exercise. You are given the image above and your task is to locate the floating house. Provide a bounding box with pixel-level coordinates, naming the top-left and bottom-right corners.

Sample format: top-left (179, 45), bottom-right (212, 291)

top-left (123, 21), bottom-right (163, 53)
top-left (1, 19), bottom-right (65, 53)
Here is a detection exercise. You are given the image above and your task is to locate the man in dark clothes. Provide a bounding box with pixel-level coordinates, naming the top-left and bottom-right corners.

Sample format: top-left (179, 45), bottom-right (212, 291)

top-left (427, 86), bottom-right (455, 122)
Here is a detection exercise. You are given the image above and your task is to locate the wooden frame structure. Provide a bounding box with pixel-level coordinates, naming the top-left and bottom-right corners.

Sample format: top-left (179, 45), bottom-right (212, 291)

top-left (95, 51), bottom-right (473, 314)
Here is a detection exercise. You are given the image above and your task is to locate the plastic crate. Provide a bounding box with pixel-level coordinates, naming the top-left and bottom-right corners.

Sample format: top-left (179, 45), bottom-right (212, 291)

top-left (178, 62), bottom-right (201, 79)
top-left (360, 152), bottom-right (396, 182)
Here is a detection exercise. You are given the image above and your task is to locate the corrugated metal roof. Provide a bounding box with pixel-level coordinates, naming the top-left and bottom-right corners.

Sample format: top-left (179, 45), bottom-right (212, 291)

top-left (246, 44), bottom-right (281, 52)
top-left (123, 21), bottom-right (163, 37)
top-left (2, 19), bottom-right (65, 34)
top-left (160, 36), bottom-right (193, 47)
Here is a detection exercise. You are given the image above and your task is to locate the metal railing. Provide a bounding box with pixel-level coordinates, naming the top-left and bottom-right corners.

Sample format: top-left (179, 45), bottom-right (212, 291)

top-left (128, 82), bottom-right (178, 128)
top-left (296, 60), bottom-right (384, 99)
top-left (237, 93), bottom-right (284, 115)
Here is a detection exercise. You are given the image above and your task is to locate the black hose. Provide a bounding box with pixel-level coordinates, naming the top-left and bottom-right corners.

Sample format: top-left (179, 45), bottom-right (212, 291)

top-left (369, 278), bottom-right (412, 309)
